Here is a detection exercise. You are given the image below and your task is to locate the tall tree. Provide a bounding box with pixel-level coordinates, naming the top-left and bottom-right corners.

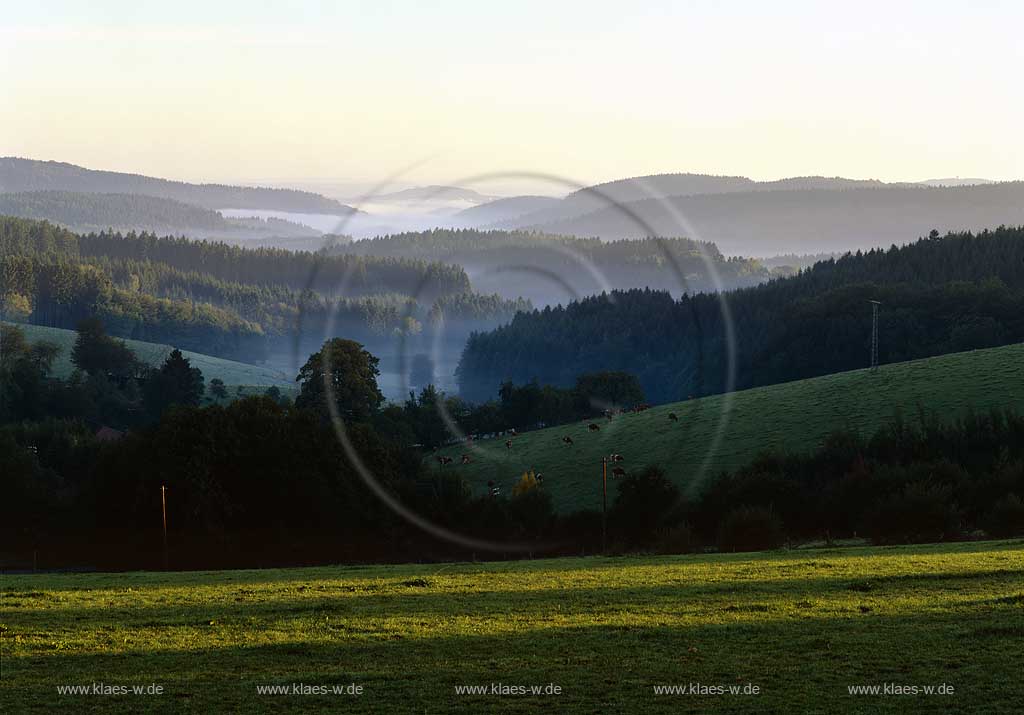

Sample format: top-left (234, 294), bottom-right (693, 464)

top-left (71, 317), bottom-right (139, 381)
top-left (295, 338), bottom-right (384, 422)
top-left (145, 349), bottom-right (205, 418)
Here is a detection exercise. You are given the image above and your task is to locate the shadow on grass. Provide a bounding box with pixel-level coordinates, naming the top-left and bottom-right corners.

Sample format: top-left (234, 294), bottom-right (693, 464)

top-left (4, 609), bottom-right (1023, 714)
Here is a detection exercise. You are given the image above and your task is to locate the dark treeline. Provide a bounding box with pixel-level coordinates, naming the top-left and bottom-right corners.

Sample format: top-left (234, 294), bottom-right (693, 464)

top-left (3, 322), bottom-right (1022, 570)
top-left (457, 226), bottom-right (1024, 402)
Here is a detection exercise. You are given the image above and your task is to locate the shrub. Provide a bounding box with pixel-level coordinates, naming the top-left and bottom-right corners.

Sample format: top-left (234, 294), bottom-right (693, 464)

top-left (984, 494), bottom-right (1024, 538)
top-left (867, 483), bottom-right (962, 544)
top-left (509, 488), bottom-right (553, 541)
top-left (717, 506), bottom-right (784, 552)
top-left (512, 470), bottom-right (540, 497)
top-left (611, 465), bottom-right (683, 547)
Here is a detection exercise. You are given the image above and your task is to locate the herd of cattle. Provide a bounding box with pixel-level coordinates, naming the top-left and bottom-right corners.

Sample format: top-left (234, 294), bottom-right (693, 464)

top-left (434, 405), bottom-right (685, 493)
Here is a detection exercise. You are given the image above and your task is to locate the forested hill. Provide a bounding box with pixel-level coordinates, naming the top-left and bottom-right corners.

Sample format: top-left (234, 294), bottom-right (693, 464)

top-left (1, 217), bottom-right (525, 361)
top-left (327, 228), bottom-right (770, 305)
top-left (456, 226), bottom-right (1024, 402)
top-left (0, 158), bottom-right (355, 214)
top-left (0, 191), bottom-right (234, 234)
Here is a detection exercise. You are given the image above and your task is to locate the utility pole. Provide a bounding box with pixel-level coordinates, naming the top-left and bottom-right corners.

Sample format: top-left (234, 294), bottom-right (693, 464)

top-left (869, 300), bottom-right (881, 371)
top-left (601, 457), bottom-right (608, 554)
top-left (160, 485), bottom-right (168, 571)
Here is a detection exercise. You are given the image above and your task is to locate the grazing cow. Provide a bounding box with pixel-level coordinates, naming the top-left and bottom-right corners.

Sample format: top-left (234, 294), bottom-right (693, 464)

top-left (535, 472), bottom-right (544, 484)
top-left (562, 436), bottom-right (574, 446)
top-left (609, 453), bottom-right (624, 462)
top-left (460, 454), bottom-right (472, 465)
top-left (436, 455), bottom-right (453, 466)
top-left (505, 439), bottom-right (513, 451)
top-left (509, 428), bottom-right (517, 437)
top-left (588, 423), bottom-right (600, 432)
top-left (487, 480), bottom-right (501, 497)
top-left (668, 412), bottom-right (678, 422)
top-left (612, 466), bottom-right (626, 478)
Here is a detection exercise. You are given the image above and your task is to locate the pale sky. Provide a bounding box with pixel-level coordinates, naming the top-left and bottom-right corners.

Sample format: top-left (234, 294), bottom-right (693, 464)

top-left (2, 1), bottom-right (1022, 194)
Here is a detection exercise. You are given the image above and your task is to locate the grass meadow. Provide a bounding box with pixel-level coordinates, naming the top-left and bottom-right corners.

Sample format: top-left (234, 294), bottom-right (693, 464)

top-left (440, 342), bottom-right (1024, 511)
top-left (2, 540), bottom-right (1023, 713)
top-left (8, 322), bottom-right (296, 397)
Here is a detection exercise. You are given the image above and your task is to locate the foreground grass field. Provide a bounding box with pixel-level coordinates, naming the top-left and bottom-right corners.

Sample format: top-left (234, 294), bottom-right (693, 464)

top-left (441, 342), bottom-right (1024, 511)
top-left (7, 322), bottom-right (295, 395)
top-left (2, 540), bottom-right (1023, 713)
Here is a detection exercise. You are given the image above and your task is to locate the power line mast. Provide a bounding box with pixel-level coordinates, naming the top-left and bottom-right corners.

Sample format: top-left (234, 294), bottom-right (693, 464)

top-left (869, 300), bottom-right (881, 371)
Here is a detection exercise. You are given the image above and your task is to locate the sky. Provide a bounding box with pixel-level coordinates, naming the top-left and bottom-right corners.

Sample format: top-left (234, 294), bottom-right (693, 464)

top-left (2, 1), bottom-right (1022, 195)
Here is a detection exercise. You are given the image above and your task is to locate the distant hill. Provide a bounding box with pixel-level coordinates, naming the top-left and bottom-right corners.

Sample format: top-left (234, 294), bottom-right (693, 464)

top-left (918, 178), bottom-right (996, 187)
top-left (370, 185), bottom-right (497, 203)
top-left (513, 182), bottom-right (1024, 256)
top-left (0, 191), bottom-right (233, 234)
top-left (441, 341), bottom-right (1024, 511)
top-left (0, 157), bottom-right (356, 213)
top-left (0, 191), bottom-right (323, 239)
top-left (329, 228), bottom-right (769, 306)
top-left (452, 195), bottom-right (562, 226)
top-left (490, 173), bottom-right (898, 234)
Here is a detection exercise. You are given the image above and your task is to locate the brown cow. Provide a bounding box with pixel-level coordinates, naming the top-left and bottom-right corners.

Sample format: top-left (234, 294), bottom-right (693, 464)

top-left (668, 412), bottom-right (678, 422)
top-left (588, 423), bottom-right (600, 432)
top-left (609, 453), bottom-right (624, 462)
top-left (505, 439), bottom-right (513, 451)
top-left (562, 436), bottom-right (574, 446)
top-left (461, 454), bottom-right (472, 465)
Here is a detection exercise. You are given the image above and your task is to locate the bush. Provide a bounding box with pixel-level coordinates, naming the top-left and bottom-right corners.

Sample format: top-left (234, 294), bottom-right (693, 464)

top-left (984, 494), bottom-right (1024, 538)
top-left (611, 465), bottom-right (683, 547)
top-left (717, 506), bottom-right (784, 552)
top-left (509, 488), bottom-right (554, 541)
top-left (868, 483), bottom-right (963, 544)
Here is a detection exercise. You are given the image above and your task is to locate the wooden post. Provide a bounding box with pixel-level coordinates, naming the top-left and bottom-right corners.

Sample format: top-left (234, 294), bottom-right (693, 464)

top-left (160, 485), bottom-right (168, 571)
top-left (601, 457), bottom-right (608, 554)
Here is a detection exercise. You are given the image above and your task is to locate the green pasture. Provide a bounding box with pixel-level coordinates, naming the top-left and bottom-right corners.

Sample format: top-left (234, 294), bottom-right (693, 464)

top-left (440, 342), bottom-right (1024, 511)
top-left (7, 322), bottom-right (295, 396)
top-left (2, 540), bottom-right (1022, 713)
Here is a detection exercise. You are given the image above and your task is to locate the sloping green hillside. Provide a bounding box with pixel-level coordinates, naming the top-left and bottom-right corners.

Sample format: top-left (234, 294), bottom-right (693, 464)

top-left (10, 322), bottom-right (294, 392)
top-left (440, 342), bottom-right (1024, 512)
